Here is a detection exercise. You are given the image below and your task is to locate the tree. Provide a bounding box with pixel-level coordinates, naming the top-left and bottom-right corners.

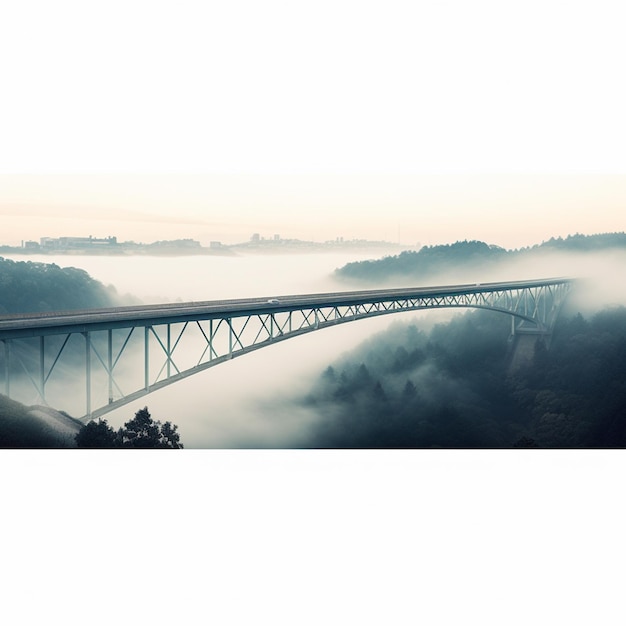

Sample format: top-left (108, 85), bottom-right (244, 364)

top-left (75, 419), bottom-right (118, 448)
top-left (402, 379), bottom-right (417, 399)
top-left (75, 407), bottom-right (183, 448)
top-left (118, 407), bottom-right (183, 448)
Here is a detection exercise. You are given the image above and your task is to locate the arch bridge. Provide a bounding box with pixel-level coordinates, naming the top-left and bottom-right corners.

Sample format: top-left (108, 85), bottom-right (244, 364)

top-left (0, 278), bottom-right (572, 421)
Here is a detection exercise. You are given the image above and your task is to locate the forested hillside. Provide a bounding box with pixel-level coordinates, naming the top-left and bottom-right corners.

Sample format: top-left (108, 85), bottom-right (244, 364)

top-left (336, 233), bottom-right (626, 284)
top-left (300, 306), bottom-right (626, 448)
top-left (0, 257), bottom-right (122, 314)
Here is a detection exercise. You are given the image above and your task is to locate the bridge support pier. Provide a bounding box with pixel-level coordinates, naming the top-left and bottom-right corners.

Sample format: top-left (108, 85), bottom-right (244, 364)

top-left (84, 331), bottom-right (91, 418)
top-left (508, 329), bottom-right (551, 372)
top-left (3, 340), bottom-right (9, 398)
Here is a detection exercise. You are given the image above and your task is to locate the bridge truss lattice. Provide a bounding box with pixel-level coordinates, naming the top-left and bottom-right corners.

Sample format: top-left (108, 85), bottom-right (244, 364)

top-left (0, 279), bottom-right (572, 421)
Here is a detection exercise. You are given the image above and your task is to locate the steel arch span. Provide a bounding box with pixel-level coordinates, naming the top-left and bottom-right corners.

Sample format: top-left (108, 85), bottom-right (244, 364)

top-left (0, 278), bottom-right (573, 421)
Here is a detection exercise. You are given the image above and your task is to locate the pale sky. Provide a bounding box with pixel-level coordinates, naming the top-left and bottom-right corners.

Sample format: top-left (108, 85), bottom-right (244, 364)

top-left (1, 0), bottom-right (625, 248)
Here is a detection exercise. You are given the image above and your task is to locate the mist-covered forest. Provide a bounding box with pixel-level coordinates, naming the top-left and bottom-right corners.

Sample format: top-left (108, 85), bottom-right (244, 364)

top-left (298, 306), bottom-right (626, 448)
top-left (292, 232), bottom-right (626, 448)
top-left (0, 256), bottom-right (123, 314)
top-left (336, 233), bottom-right (626, 284)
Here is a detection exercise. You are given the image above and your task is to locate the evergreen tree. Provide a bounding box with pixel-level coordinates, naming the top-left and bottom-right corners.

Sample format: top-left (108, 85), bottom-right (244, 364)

top-left (75, 407), bottom-right (183, 449)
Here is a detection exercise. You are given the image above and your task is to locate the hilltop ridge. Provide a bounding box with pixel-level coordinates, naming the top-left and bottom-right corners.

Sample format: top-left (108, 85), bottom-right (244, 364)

top-left (335, 232), bottom-right (626, 284)
top-left (0, 395), bottom-right (82, 448)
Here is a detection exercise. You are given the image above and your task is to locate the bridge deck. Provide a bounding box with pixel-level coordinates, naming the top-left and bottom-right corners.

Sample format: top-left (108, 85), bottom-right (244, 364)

top-left (0, 278), bottom-right (572, 339)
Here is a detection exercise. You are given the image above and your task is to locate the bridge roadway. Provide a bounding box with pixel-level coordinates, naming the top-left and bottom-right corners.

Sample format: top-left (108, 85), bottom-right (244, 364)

top-left (0, 277), bottom-right (571, 339)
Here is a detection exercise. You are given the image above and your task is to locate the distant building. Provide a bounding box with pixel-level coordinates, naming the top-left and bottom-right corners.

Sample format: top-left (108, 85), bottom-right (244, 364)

top-left (251, 233), bottom-right (260, 243)
top-left (23, 240), bottom-right (40, 249)
top-left (209, 241), bottom-right (223, 248)
top-left (40, 235), bottom-right (118, 249)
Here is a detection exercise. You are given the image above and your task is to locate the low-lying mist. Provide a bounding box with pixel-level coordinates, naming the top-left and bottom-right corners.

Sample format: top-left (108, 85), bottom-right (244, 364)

top-left (3, 239), bottom-right (625, 448)
top-left (1, 250), bottom-right (399, 446)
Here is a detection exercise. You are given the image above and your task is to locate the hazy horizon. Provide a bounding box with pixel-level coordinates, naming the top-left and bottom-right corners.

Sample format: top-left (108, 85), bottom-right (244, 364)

top-left (2, 173), bottom-right (625, 250)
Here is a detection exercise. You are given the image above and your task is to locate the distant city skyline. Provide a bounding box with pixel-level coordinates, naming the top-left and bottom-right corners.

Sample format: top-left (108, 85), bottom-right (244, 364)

top-left (4, 232), bottom-right (402, 253)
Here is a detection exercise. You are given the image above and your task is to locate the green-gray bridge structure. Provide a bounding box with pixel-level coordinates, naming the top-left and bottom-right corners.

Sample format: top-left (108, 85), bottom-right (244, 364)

top-left (0, 278), bottom-right (573, 421)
